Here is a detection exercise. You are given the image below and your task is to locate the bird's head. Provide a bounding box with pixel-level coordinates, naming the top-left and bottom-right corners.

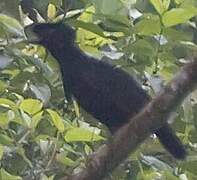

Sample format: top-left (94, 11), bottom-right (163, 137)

top-left (24, 22), bottom-right (76, 49)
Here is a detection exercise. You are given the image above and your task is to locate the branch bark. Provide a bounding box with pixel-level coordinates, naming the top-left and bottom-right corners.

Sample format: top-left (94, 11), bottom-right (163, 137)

top-left (64, 58), bottom-right (197, 180)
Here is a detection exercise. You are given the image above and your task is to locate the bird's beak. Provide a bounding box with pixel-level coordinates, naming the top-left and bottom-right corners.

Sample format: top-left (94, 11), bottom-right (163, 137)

top-left (24, 24), bottom-right (41, 44)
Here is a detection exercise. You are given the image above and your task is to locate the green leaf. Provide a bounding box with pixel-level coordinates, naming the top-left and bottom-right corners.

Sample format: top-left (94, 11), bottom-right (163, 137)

top-left (19, 99), bottom-right (43, 115)
top-left (174, 0), bottom-right (184, 5)
top-left (0, 168), bottom-right (22, 180)
top-left (0, 134), bottom-right (13, 146)
top-left (0, 145), bottom-right (4, 160)
top-left (20, 110), bottom-right (32, 127)
top-left (47, 3), bottom-right (57, 20)
top-left (40, 174), bottom-right (55, 180)
top-left (17, 147), bottom-right (33, 168)
top-left (163, 28), bottom-right (192, 42)
top-left (46, 109), bottom-right (65, 133)
top-left (0, 14), bottom-right (23, 37)
top-left (0, 112), bottom-right (11, 128)
top-left (150, 0), bottom-right (170, 14)
top-left (0, 98), bottom-right (17, 110)
top-left (31, 111), bottom-right (44, 129)
top-left (101, 14), bottom-right (131, 27)
top-left (162, 0), bottom-right (171, 11)
top-left (97, 14), bottom-right (131, 34)
top-left (64, 128), bottom-right (104, 142)
top-left (162, 7), bottom-right (197, 27)
top-left (72, 20), bottom-right (105, 37)
top-left (0, 80), bottom-right (8, 92)
top-left (182, 158), bottom-right (197, 175)
top-left (92, 0), bottom-right (127, 16)
top-left (134, 15), bottom-right (161, 35)
top-left (56, 152), bottom-right (76, 167)
top-left (130, 39), bottom-right (156, 57)
top-left (2, 69), bottom-right (20, 79)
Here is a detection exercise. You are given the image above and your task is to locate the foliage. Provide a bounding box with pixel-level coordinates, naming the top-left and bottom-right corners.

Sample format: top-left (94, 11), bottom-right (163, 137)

top-left (0, 0), bottom-right (196, 179)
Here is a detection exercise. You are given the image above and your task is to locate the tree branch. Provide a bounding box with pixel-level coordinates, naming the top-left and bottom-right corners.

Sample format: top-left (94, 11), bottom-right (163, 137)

top-left (64, 58), bottom-right (197, 180)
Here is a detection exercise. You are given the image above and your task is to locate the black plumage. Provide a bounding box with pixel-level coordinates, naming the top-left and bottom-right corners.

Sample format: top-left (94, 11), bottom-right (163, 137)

top-left (25, 22), bottom-right (186, 159)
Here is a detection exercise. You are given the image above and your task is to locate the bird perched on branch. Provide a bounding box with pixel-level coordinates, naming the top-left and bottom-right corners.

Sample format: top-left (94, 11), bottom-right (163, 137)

top-left (24, 22), bottom-right (186, 159)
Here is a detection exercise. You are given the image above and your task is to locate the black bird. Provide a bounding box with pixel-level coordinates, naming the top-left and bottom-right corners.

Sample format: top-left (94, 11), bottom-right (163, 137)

top-left (24, 22), bottom-right (186, 159)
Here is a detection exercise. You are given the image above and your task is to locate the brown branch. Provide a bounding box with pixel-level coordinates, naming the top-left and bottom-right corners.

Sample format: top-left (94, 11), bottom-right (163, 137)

top-left (64, 58), bottom-right (197, 180)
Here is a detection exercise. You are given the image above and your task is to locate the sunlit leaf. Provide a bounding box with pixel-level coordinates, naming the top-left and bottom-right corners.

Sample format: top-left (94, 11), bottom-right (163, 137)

top-left (40, 174), bottom-right (55, 180)
top-left (64, 127), bottom-right (104, 142)
top-left (2, 69), bottom-right (20, 79)
top-left (19, 99), bottom-right (43, 115)
top-left (0, 145), bottom-right (4, 160)
top-left (162, 7), bottom-right (197, 27)
top-left (46, 109), bottom-right (65, 133)
top-left (0, 14), bottom-right (23, 36)
top-left (0, 168), bottom-right (22, 180)
top-left (0, 98), bottom-right (17, 110)
top-left (0, 112), bottom-right (11, 128)
top-left (150, 0), bottom-right (170, 14)
top-left (0, 80), bottom-right (7, 92)
top-left (31, 111), bottom-right (44, 129)
top-left (47, 3), bottom-right (57, 20)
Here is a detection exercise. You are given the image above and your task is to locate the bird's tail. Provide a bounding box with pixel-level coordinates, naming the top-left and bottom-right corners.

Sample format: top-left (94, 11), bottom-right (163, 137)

top-left (155, 124), bottom-right (186, 159)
